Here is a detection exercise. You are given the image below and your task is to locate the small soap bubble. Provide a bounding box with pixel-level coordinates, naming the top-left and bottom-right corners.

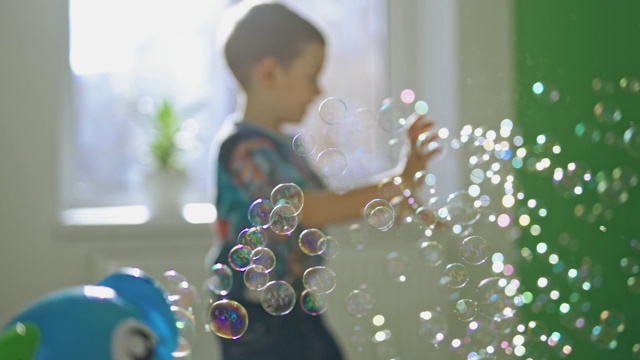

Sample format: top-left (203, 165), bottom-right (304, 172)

top-left (250, 247), bottom-right (276, 272)
top-left (161, 270), bottom-right (200, 309)
top-left (171, 306), bottom-right (196, 359)
top-left (319, 97), bottom-right (347, 125)
top-left (623, 125), bottom-right (640, 158)
top-left (386, 251), bottom-right (410, 281)
top-left (237, 227), bottom-right (265, 252)
top-left (476, 277), bottom-right (519, 321)
top-left (420, 240), bottom-right (444, 267)
top-left (460, 236), bottom-right (489, 265)
top-left (228, 244), bottom-right (253, 271)
top-left (317, 148), bottom-right (348, 178)
top-left (553, 162), bottom-right (592, 198)
top-left (440, 263), bottom-right (469, 288)
top-left (455, 299), bottom-right (478, 321)
top-left (303, 266), bottom-right (337, 294)
top-left (271, 183), bottom-right (304, 215)
top-left (348, 223), bottom-right (367, 250)
top-left (351, 108), bottom-right (377, 133)
top-left (269, 203), bottom-right (298, 235)
top-left (378, 100), bottom-right (406, 133)
top-left (418, 310), bottom-right (448, 344)
top-left (243, 265), bottom-right (269, 290)
top-left (247, 198), bottom-right (274, 228)
top-left (414, 206), bottom-right (437, 228)
top-left (208, 299), bottom-right (248, 339)
top-left (206, 263), bottom-right (233, 296)
top-left (298, 228), bottom-right (327, 256)
top-left (345, 289), bottom-right (374, 317)
top-left (444, 190), bottom-right (481, 226)
top-left (300, 289), bottom-right (329, 315)
top-left (320, 236), bottom-right (339, 260)
top-left (261, 281), bottom-right (296, 316)
top-left (292, 133), bottom-right (316, 156)
top-left (364, 199), bottom-right (395, 231)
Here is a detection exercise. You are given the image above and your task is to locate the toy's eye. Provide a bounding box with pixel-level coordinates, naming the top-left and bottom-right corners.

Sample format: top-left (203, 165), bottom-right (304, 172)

top-left (111, 319), bottom-right (157, 360)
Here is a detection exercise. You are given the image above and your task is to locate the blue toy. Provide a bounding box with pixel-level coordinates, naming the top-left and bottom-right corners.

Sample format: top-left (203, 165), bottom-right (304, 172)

top-left (1, 268), bottom-right (178, 360)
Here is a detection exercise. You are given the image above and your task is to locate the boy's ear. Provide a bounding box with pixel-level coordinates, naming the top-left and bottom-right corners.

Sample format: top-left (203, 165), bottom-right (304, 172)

top-left (253, 56), bottom-right (281, 90)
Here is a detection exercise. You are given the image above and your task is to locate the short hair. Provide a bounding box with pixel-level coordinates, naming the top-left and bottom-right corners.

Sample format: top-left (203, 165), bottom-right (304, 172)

top-left (219, 1), bottom-right (325, 89)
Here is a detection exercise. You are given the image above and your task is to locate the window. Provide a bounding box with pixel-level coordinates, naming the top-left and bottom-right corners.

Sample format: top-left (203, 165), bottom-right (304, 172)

top-left (64, 0), bottom-right (388, 223)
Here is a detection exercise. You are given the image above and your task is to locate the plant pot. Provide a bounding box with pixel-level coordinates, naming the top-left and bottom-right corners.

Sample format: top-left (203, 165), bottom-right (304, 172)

top-left (144, 168), bottom-right (189, 222)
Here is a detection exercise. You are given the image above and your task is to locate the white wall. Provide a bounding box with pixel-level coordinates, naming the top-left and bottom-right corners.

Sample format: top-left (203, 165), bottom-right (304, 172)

top-left (0, 1), bottom-right (512, 359)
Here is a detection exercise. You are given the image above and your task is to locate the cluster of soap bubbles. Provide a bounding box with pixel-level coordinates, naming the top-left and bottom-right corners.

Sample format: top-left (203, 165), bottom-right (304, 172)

top-left (159, 269), bottom-right (202, 358)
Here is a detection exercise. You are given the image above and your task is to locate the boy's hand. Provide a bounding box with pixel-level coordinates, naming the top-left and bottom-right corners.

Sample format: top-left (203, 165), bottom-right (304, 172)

top-left (401, 113), bottom-right (439, 183)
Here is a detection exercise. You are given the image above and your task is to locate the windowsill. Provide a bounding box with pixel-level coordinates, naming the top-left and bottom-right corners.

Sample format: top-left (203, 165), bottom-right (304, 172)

top-left (54, 203), bottom-right (216, 243)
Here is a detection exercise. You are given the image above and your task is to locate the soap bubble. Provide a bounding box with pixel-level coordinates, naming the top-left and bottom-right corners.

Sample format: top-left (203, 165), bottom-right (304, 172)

top-left (345, 289), bottom-right (374, 317)
top-left (208, 299), bottom-right (248, 339)
top-left (161, 269), bottom-right (199, 309)
top-left (299, 228), bottom-right (327, 256)
top-left (171, 306), bottom-right (196, 359)
top-left (593, 101), bottom-right (622, 125)
top-left (460, 236), bottom-right (489, 265)
top-left (378, 100), bottom-right (406, 133)
top-left (348, 223), bottom-right (367, 250)
top-left (420, 240), bottom-right (444, 267)
top-left (418, 310), bottom-right (448, 344)
top-left (317, 148), bottom-right (348, 178)
top-left (552, 162), bottom-right (592, 198)
top-left (228, 244), bottom-right (253, 271)
top-left (414, 206), bottom-right (437, 229)
top-left (351, 108), bottom-right (377, 133)
top-left (364, 199), bottom-right (395, 231)
top-left (261, 281), bottom-right (296, 316)
top-left (444, 190), bottom-right (481, 226)
top-left (243, 265), bottom-right (269, 290)
top-left (476, 277), bottom-right (520, 321)
top-left (454, 299), bottom-right (478, 321)
top-left (300, 289), bottom-right (329, 315)
top-left (251, 247), bottom-right (276, 272)
top-left (247, 198), bottom-right (274, 228)
top-left (237, 227), bottom-right (265, 253)
top-left (386, 251), bottom-right (410, 281)
top-left (319, 97), bottom-right (347, 125)
top-left (623, 125), bottom-right (640, 158)
top-left (320, 236), bottom-right (339, 260)
top-left (269, 203), bottom-right (298, 235)
top-left (292, 133), bottom-right (316, 156)
top-left (271, 183), bottom-right (304, 215)
top-left (440, 263), bottom-right (469, 288)
top-left (206, 263), bottom-right (233, 296)
top-left (303, 266), bottom-right (337, 294)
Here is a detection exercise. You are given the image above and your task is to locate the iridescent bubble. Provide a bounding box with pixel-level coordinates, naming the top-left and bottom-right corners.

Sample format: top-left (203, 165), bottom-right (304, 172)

top-left (319, 97), bottom-right (347, 125)
top-left (386, 251), bottom-right (410, 281)
top-left (228, 244), bottom-right (253, 271)
top-left (455, 299), bottom-right (478, 321)
top-left (444, 190), bottom-right (481, 226)
top-left (208, 299), bottom-right (248, 339)
top-left (460, 236), bottom-right (489, 265)
top-left (476, 277), bottom-right (519, 321)
top-left (612, 165), bottom-right (638, 189)
top-left (261, 281), bottom-right (296, 316)
top-left (250, 247), bottom-right (276, 272)
top-left (420, 240), bottom-right (444, 267)
top-left (351, 108), bottom-right (377, 133)
top-left (594, 101), bottom-right (622, 125)
top-left (413, 170), bottom-right (437, 193)
top-left (292, 133), bottom-right (316, 156)
top-left (317, 148), bottom-right (348, 178)
top-left (440, 263), bottom-right (469, 288)
top-left (418, 310), bottom-right (448, 344)
top-left (378, 100), bottom-right (406, 133)
top-left (247, 198), bottom-right (274, 228)
top-left (300, 289), bottom-right (329, 315)
top-left (364, 199), bottom-right (395, 231)
top-left (624, 125), bottom-right (640, 158)
top-left (345, 289), bottom-right (374, 317)
top-left (320, 236), bottom-right (339, 260)
top-left (575, 121), bottom-right (602, 143)
top-left (414, 206), bottom-right (437, 228)
top-left (237, 227), bottom-right (265, 252)
top-left (171, 306), bottom-right (196, 359)
top-left (553, 162), bottom-right (592, 198)
top-left (271, 183), bottom-right (304, 215)
top-left (206, 263), bottom-right (233, 296)
top-left (161, 269), bottom-right (200, 309)
top-left (620, 257), bottom-right (640, 275)
top-left (597, 176), bottom-right (629, 206)
top-left (303, 266), bottom-right (337, 294)
top-left (377, 176), bottom-right (405, 206)
top-left (243, 265), bottom-right (269, 291)
top-left (269, 203), bottom-right (298, 235)
top-left (299, 228), bottom-right (327, 256)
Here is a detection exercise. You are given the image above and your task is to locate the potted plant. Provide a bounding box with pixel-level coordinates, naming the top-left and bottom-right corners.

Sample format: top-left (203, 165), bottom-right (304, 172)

top-left (145, 99), bottom-right (188, 221)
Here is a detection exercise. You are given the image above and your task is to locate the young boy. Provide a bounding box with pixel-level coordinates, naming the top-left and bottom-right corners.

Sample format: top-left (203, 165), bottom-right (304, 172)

top-left (207, 2), bottom-right (435, 359)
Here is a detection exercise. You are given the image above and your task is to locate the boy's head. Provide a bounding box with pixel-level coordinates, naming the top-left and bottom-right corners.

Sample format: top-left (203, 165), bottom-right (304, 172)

top-left (220, 1), bottom-right (326, 91)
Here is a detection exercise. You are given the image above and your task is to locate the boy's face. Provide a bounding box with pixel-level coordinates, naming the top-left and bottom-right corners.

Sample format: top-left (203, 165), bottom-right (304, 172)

top-left (273, 43), bottom-right (325, 124)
